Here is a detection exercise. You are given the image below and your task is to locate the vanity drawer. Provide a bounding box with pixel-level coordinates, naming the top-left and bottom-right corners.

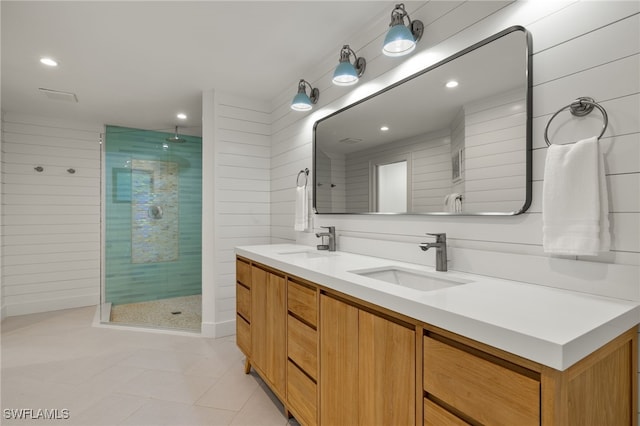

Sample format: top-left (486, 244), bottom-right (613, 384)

top-left (236, 258), bottom-right (251, 288)
top-left (288, 314), bottom-right (317, 379)
top-left (423, 336), bottom-right (540, 426)
top-left (287, 360), bottom-right (317, 426)
top-left (288, 279), bottom-right (317, 327)
top-left (424, 398), bottom-right (470, 426)
top-left (236, 314), bottom-right (250, 355)
top-left (236, 283), bottom-right (251, 321)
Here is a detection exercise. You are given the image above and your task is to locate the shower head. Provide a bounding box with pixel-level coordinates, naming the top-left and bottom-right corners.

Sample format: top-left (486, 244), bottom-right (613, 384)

top-left (166, 126), bottom-right (186, 143)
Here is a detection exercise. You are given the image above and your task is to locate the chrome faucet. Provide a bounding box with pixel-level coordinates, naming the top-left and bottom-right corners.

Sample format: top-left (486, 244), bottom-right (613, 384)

top-left (316, 226), bottom-right (336, 252)
top-left (419, 233), bottom-right (448, 272)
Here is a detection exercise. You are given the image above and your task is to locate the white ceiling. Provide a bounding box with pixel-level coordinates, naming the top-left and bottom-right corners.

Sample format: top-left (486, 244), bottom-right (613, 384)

top-left (1, 1), bottom-right (391, 136)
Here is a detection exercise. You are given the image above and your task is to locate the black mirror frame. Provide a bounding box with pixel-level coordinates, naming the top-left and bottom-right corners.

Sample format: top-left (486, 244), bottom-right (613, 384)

top-left (312, 26), bottom-right (532, 216)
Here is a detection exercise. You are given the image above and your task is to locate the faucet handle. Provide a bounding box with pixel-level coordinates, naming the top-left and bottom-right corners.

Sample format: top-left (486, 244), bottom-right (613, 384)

top-left (426, 233), bottom-right (446, 242)
top-left (321, 226), bottom-right (335, 233)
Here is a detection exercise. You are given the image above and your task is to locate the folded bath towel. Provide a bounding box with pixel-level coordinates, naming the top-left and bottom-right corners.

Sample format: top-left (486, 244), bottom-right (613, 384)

top-left (294, 185), bottom-right (308, 231)
top-left (542, 136), bottom-right (610, 255)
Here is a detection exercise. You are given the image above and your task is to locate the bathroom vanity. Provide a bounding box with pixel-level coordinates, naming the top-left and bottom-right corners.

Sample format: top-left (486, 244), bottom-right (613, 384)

top-left (235, 244), bottom-right (639, 426)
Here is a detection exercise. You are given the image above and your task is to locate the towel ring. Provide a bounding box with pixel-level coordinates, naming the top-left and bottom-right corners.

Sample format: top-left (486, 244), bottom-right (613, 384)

top-left (296, 168), bottom-right (309, 188)
top-left (544, 97), bottom-right (608, 146)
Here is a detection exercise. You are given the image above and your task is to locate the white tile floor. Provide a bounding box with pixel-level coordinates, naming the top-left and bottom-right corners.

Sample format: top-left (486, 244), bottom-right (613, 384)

top-left (1, 306), bottom-right (296, 426)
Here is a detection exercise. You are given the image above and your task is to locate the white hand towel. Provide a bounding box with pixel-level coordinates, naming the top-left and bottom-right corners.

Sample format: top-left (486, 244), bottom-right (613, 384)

top-left (444, 193), bottom-right (462, 213)
top-left (454, 195), bottom-right (462, 213)
top-left (542, 136), bottom-right (610, 255)
top-left (294, 185), bottom-right (308, 231)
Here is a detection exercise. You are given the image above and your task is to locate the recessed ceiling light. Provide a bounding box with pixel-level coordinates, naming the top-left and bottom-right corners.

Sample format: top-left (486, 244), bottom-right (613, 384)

top-left (380, 126), bottom-right (389, 131)
top-left (40, 57), bottom-right (58, 67)
top-left (446, 80), bottom-right (459, 88)
top-left (177, 113), bottom-right (187, 120)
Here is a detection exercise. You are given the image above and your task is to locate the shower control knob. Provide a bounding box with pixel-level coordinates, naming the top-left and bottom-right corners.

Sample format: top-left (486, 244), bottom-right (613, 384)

top-left (148, 205), bottom-right (163, 219)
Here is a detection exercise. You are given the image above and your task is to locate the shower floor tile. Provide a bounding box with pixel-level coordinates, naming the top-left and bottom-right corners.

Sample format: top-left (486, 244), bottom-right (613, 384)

top-left (109, 295), bottom-right (201, 331)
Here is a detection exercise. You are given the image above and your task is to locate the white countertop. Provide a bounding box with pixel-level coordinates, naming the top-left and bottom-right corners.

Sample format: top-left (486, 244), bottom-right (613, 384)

top-left (236, 244), bottom-right (640, 371)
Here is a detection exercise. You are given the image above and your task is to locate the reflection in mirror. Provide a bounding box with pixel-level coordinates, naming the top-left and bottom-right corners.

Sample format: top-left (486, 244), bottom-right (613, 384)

top-left (376, 160), bottom-right (408, 212)
top-left (313, 26), bottom-right (531, 215)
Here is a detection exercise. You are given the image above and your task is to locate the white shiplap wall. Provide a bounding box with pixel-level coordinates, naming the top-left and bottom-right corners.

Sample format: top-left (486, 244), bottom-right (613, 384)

top-left (270, 3), bottom-right (639, 417)
top-left (1, 114), bottom-right (102, 316)
top-left (464, 88), bottom-right (527, 212)
top-left (270, 0), bottom-right (639, 300)
top-left (204, 92), bottom-right (271, 336)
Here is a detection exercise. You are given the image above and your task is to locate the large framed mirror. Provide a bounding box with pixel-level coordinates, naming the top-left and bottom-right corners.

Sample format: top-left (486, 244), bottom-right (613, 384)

top-left (313, 26), bottom-right (532, 215)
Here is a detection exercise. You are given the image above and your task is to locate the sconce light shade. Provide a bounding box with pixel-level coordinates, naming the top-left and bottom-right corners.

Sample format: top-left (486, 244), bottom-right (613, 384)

top-left (333, 62), bottom-right (358, 86)
top-left (291, 92), bottom-right (313, 111)
top-left (291, 79), bottom-right (319, 111)
top-left (332, 45), bottom-right (366, 86)
top-left (383, 3), bottom-right (424, 57)
top-left (383, 24), bottom-right (416, 56)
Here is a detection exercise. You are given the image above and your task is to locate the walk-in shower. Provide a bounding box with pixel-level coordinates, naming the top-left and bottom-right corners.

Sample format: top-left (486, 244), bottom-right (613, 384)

top-left (101, 125), bottom-right (202, 331)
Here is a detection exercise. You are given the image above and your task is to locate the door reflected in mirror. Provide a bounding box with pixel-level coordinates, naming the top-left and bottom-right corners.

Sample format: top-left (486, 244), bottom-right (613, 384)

top-left (376, 160), bottom-right (408, 213)
top-left (313, 26), bottom-right (532, 215)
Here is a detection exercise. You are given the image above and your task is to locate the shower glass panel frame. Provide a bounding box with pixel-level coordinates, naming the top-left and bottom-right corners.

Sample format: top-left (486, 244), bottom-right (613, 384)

top-left (100, 125), bottom-right (202, 330)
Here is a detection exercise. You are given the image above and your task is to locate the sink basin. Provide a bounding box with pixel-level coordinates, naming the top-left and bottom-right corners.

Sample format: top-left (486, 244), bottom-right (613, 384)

top-left (351, 266), bottom-right (472, 291)
top-left (277, 250), bottom-right (338, 259)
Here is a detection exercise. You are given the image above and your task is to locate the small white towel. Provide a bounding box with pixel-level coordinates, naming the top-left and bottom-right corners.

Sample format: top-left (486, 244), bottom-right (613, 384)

top-left (453, 195), bottom-right (462, 213)
top-left (444, 193), bottom-right (462, 213)
top-left (294, 185), bottom-right (308, 231)
top-left (542, 136), bottom-right (610, 255)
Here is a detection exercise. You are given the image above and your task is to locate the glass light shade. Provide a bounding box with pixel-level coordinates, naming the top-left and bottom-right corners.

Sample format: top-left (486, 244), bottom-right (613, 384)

top-left (291, 91), bottom-right (313, 111)
top-left (383, 24), bottom-right (416, 57)
top-left (332, 61), bottom-right (359, 86)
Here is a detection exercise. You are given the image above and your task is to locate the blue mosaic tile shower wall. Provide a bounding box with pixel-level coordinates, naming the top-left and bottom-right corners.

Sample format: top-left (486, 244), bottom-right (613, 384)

top-left (105, 126), bottom-right (202, 305)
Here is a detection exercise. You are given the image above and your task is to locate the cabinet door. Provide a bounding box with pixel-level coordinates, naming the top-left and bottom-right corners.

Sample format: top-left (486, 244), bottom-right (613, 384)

top-left (251, 265), bottom-right (286, 395)
top-left (251, 266), bottom-right (268, 370)
top-left (320, 294), bottom-right (359, 425)
top-left (359, 310), bottom-right (415, 426)
top-left (320, 295), bottom-right (416, 426)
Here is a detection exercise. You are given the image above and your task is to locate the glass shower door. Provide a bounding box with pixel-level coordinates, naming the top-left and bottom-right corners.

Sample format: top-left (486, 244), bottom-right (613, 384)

top-left (102, 125), bottom-right (202, 331)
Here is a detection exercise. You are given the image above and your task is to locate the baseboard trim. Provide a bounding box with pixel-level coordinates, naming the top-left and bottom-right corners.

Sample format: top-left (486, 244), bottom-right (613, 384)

top-left (201, 318), bottom-right (235, 338)
top-left (3, 295), bottom-right (99, 318)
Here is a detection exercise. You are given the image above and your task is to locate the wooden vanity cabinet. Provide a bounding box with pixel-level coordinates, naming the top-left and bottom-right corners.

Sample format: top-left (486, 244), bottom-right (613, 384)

top-left (320, 293), bottom-right (416, 426)
top-left (235, 256), bottom-right (638, 426)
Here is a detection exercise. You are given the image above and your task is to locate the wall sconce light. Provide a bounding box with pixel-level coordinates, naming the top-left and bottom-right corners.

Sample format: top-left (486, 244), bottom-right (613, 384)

top-left (332, 45), bottom-right (366, 86)
top-left (291, 79), bottom-right (320, 111)
top-left (382, 3), bottom-right (424, 57)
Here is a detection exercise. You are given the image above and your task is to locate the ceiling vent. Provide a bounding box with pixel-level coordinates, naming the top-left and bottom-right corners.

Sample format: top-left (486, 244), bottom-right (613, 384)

top-left (338, 137), bottom-right (363, 144)
top-left (38, 88), bottom-right (78, 103)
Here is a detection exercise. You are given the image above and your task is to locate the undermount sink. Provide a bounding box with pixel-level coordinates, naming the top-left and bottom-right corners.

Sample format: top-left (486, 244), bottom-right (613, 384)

top-left (351, 266), bottom-right (472, 292)
top-left (277, 250), bottom-right (338, 259)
